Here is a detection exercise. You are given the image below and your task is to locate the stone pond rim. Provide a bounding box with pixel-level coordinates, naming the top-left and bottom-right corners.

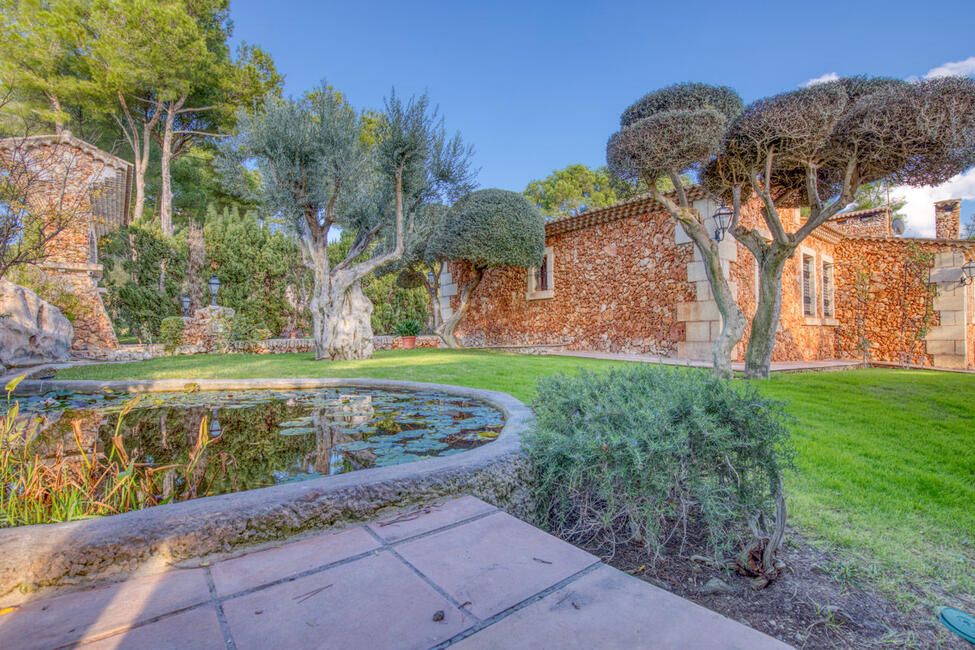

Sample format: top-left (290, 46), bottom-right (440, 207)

top-left (1, 378), bottom-right (535, 599)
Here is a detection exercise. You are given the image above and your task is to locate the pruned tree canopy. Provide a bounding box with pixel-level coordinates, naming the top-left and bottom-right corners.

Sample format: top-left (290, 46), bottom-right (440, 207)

top-left (698, 74), bottom-right (975, 379)
top-left (619, 82), bottom-right (743, 128)
top-left (703, 76), bottom-right (975, 222)
top-left (605, 82), bottom-right (746, 379)
top-left (428, 189), bottom-right (545, 269)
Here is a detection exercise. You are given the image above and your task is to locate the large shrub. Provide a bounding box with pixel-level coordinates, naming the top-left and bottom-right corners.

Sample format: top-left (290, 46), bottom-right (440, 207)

top-left (202, 206), bottom-right (313, 337)
top-left (159, 316), bottom-right (185, 352)
top-left (99, 223), bottom-right (185, 339)
top-left (525, 364), bottom-right (792, 576)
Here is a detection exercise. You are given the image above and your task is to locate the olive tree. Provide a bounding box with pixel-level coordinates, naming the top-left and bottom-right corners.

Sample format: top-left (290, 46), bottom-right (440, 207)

top-left (427, 189), bottom-right (545, 347)
top-left (703, 76), bottom-right (975, 378)
top-left (606, 83), bottom-right (745, 378)
top-left (218, 87), bottom-right (472, 360)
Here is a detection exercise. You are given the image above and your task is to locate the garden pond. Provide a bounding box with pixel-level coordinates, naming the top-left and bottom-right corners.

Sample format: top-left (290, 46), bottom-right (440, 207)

top-left (4, 387), bottom-right (505, 503)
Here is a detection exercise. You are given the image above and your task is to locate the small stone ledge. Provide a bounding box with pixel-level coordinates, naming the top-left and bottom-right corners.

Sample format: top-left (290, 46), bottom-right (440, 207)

top-left (2, 378), bottom-right (535, 598)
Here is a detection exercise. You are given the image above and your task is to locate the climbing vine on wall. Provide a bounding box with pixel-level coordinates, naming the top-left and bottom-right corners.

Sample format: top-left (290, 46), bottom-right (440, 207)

top-left (897, 243), bottom-right (938, 367)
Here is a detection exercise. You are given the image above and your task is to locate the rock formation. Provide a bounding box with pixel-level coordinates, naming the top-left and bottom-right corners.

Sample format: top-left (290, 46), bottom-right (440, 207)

top-left (0, 279), bottom-right (73, 367)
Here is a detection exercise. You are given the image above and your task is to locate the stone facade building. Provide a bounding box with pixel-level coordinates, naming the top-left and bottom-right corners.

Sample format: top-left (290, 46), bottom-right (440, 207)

top-left (0, 132), bottom-right (132, 358)
top-left (445, 190), bottom-right (975, 369)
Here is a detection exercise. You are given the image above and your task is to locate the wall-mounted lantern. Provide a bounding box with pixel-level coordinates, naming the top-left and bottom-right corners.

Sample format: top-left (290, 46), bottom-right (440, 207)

top-left (181, 294), bottom-right (190, 317)
top-left (960, 259), bottom-right (975, 287)
top-left (208, 275), bottom-right (220, 307)
top-left (710, 206), bottom-right (733, 242)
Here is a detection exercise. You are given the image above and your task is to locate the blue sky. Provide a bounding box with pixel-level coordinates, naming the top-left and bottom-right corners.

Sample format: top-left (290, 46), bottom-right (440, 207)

top-left (229, 0), bottom-right (975, 235)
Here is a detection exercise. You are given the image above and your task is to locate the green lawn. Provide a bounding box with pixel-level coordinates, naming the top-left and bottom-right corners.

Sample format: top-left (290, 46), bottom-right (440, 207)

top-left (54, 349), bottom-right (974, 606)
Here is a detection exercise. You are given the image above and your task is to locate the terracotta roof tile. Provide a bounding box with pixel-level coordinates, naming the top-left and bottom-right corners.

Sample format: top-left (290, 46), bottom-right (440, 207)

top-left (544, 186), bottom-right (709, 236)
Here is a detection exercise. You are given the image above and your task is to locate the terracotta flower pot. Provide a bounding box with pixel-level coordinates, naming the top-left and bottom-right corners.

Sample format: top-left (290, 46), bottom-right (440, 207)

top-left (399, 336), bottom-right (417, 349)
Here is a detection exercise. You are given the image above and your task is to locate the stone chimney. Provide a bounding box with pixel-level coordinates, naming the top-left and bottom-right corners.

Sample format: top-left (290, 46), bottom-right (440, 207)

top-left (934, 199), bottom-right (961, 239)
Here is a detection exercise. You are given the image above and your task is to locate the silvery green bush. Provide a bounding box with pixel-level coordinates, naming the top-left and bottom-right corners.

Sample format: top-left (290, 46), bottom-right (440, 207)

top-left (526, 364), bottom-right (792, 569)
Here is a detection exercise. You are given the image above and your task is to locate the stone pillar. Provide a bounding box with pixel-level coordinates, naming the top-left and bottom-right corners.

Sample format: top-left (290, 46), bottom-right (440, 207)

top-left (676, 198), bottom-right (738, 361)
top-left (934, 199), bottom-right (961, 240)
top-left (925, 251), bottom-right (969, 369)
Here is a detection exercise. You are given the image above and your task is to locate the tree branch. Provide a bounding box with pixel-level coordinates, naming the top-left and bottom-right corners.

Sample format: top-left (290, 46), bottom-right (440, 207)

top-left (747, 169), bottom-right (789, 244)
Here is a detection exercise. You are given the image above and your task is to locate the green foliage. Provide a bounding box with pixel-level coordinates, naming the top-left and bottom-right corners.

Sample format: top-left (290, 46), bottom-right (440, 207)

top-left (159, 316), bottom-right (185, 351)
top-left (0, 0), bottom-right (95, 127)
top-left (525, 364), bottom-right (792, 560)
top-left (7, 267), bottom-right (84, 323)
top-left (396, 268), bottom-right (424, 289)
top-left (363, 267), bottom-right (428, 335)
top-left (428, 189), bottom-right (545, 269)
top-left (850, 181), bottom-right (906, 220)
top-left (328, 232), bottom-right (428, 335)
top-left (202, 205), bottom-right (311, 336)
top-left (524, 164), bottom-right (620, 219)
top-left (620, 82), bottom-right (744, 128)
top-left (99, 222), bottom-right (185, 339)
top-left (393, 319), bottom-right (421, 337)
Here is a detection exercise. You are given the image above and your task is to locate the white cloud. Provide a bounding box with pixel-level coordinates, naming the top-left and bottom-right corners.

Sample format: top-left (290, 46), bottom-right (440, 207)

top-left (894, 169), bottom-right (975, 237)
top-left (802, 72), bottom-right (839, 87)
top-left (923, 56), bottom-right (975, 79)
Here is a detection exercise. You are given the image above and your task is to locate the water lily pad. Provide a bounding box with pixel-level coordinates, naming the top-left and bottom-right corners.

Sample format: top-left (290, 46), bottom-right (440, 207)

top-left (278, 426), bottom-right (315, 436)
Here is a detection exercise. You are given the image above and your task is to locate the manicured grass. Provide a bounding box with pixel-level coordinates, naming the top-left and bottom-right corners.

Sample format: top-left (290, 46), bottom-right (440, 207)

top-left (54, 349), bottom-right (630, 402)
top-left (54, 350), bottom-right (974, 605)
top-left (761, 369), bottom-right (975, 607)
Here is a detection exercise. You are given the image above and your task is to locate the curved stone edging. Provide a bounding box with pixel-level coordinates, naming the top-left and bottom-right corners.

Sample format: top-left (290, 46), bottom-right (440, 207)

top-left (2, 378), bottom-right (535, 596)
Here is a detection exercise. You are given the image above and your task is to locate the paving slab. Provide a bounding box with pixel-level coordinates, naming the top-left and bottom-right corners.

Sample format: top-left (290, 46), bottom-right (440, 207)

top-left (395, 510), bottom-right (599, 619)
top-left (82, 606), bottom-right (225, 650)
top-left (368, 495), bottom-right (497, 543)
top-left (210, 525), bottom-right (379, 597)
top-left (455, 564), bottom-right (790, 649)
top-left (222, 551), bottom-right (472, 650)
top-left (0, 568), bottom-right (210, 650)
top-left (0, 496), bottom-right (790, 649)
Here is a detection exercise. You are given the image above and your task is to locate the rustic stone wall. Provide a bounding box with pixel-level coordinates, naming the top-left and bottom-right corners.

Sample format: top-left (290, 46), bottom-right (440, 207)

top-left (451, 208), bottom-right (695, 355)
top-left (451, 193), bottom-right (973, 368)
top-left (829, 210), bottom-right (891, 238)
top-left (935, 199), bottom-right (961, 240)
top-left (832, 238), bottom-right (975, 366)
top-left (182, 306), bottom-right (236, 351)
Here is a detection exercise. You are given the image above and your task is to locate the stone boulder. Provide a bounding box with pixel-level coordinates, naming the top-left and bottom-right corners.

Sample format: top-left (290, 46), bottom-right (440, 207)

top-left (0, 279), bottom-right (73, 367)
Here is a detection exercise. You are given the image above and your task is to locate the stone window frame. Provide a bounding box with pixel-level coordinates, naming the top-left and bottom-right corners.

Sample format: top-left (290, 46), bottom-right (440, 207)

top-left (820, 253), bottom-right (838, 326)
top-left (526, 246), bottom-right (554, 300)
top-left (799, 246), bottom-right (819, 324)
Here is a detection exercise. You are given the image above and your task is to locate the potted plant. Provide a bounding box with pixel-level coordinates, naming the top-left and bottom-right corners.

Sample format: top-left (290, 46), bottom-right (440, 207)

top-left (394, 319), bottom-right (421, 349)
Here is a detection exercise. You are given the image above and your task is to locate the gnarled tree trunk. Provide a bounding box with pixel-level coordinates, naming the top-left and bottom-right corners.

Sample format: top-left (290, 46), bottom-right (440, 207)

top-left (665, 199), bottom-right (746, 380)
top-left (436, 265), bottom-right (483, 348)
top-left (308, 260), bottom-right (374, 361)
top-left (743, 247), bottom-right (792, 379)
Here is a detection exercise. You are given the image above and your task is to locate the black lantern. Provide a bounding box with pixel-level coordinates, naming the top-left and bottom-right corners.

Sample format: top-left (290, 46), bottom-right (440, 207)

top-left (960, 259), bottom-right (975, 287)
top-left (710, 206), bottom-right (733, 242)
top-left (181, 294), bottom-right (190, 317)
top-left (208, 274), bottom-right (220, 306)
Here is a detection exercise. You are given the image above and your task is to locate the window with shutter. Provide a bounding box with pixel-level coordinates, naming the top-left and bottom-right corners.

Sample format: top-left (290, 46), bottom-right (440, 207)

top-left (822, 261), bottom-right (834, 318)
top-left (802, 254), bottom-right (815, 317)
top-left (526, 246), bottom-right (554, 300)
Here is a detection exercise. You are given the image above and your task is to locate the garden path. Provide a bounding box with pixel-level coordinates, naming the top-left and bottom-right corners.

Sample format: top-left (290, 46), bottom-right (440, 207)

top-left (0, 496), bottom-right (790, 649)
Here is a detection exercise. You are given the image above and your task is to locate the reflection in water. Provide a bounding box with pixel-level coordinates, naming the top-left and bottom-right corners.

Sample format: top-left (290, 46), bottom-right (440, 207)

top-left (10, 389), bottom-right (504, 504)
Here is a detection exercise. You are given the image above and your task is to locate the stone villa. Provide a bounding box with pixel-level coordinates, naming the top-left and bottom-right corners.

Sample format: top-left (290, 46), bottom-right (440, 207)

top-left (443, 189), bottom-right (975, 369)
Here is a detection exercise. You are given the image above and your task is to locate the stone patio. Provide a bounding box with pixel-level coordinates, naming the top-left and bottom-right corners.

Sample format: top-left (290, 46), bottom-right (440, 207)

top-left (0, 497), bottom-right (790, 649)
